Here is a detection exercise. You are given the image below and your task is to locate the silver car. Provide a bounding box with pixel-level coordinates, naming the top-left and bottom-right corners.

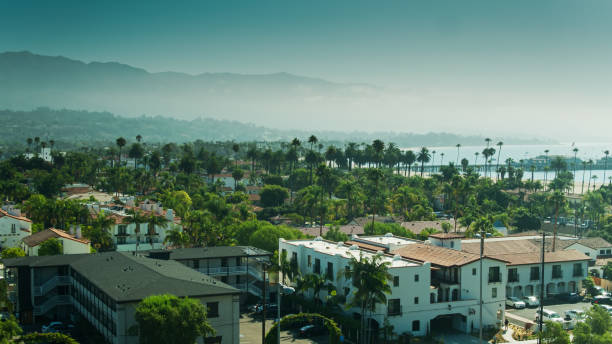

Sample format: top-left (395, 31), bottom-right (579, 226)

top-left (523, 295), bottom-right (540, 308)
top-left (506, 296), bottom-right (526, 309)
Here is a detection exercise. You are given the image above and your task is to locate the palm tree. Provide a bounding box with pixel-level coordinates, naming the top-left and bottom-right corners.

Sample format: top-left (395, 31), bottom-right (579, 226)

top-left (163, 227), bottom-right (188, 248)
top-left (116, 137), bottom-right (127, 167)
top-left (455, 143), bottom-right (461, 165)
top-left (90, 212), bottom-right (115, 251)
top-left (572, 148), bottom-right (579, 194)
top-left (588, 159), bottom-right (594, 192)
top-left (136, 134), bottom-right (142, 143)
top-left (26, 137), bottom-right (33, 153)
top-left (603, 150), bottom-right (610, 187)
top-left (308, 135), bottom-right (318, 152)
top-left (232, 168), bottom-right (244, 190)
top-left (123, 209), bottom-right (148, 239)
top-left (581, 161), bottom-right (587, 194)
top-left (496, 141), bottom-right (503, 179)
top-left (485, 137), bottom-right (492, 147)
top-left (474, 152), bottom-right (479, 172)
top-left (431, 150), bottom-right (437, 173)
top-left (417, 147), bottom-right (431, 177)
top-left (342, 254), bottom-right (392, 344)
top-left (548, 191), bottom-right (566, 251)
top-left (592, 175), bottom-right (599, 191)
top-left (246, 146), bottom-right (258, 173)
top-left (440, 152), bottom-right (445, 167)
top-left (147, 214), bottom-right (169, 247)
top-left (232, 143), bottom-right (240, 168)
top-left (366, 168), bottom-right (384, 230)
top-left (304, 273), bottom-right (335, 301)
top-left (404, 150), bottom-right (416, 177)
top-left (544, 149), bottom-right (550, 188)
top-left (49, 139), bottom-right (55, 151)
top-left (372, 139), bottom-right (385, 168)
top-left (34, 136), bottom-right (40, 156)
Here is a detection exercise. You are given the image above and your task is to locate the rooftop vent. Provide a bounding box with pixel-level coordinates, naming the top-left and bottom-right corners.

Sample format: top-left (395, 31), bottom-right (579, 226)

top-left (349, 245), bottom-right (359, 250)
top-left (337, 241), bottom-right (344, 247)
top-left (314, 236), bottom-right (323, 241)
top-left (393, 254), bottom-right (402, 261)
top-left (385, 233), bottom-right (393, 237)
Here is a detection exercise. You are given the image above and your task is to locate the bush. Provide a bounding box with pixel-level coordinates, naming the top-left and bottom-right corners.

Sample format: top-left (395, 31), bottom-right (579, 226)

top-left (265, 313), bottom-right (341, 344)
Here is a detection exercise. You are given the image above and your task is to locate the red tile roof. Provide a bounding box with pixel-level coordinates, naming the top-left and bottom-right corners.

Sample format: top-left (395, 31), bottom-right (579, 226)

top-left (22, 228), bottom-right (90, 247)
top-left (392, 244), bottom-right (508, 267)
top-left (0, 209), bottom-right (32, 223)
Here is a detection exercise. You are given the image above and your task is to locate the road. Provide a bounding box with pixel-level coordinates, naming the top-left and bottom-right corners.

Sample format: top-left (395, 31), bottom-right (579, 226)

top-left (505, 300), bottom-right (593, 323)
top-left (239, 314), bottom-right (327, 344)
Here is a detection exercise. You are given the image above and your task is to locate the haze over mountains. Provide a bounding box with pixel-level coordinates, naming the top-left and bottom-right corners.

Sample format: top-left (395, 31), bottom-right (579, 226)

top-left (0, 51), bottom-right (388, 130)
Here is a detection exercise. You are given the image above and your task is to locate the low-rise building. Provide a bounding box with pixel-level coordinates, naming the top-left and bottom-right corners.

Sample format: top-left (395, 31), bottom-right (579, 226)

top-left (3, 252), bottom-right (240, 344)
top-left (0, 205), bottom-right (32, 249)
top-left (21, 227), bottom-right (91, 256)
top-left (146, 246), bottom-right (272, 301)
top-left (279, 235), bottom-right (507, 336)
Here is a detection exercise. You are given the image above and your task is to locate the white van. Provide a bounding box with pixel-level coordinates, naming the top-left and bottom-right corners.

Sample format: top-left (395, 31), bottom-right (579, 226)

top-left (535, 309), bottom-right (564, 323)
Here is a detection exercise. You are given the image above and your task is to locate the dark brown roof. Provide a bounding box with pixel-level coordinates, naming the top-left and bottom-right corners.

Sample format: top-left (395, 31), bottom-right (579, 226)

top-left (297, 225), bottom-right (364, 237)
top-left (462, 240), bottom-right (540, 256)
top-left (22, 228), bottom-right (90, 247)
top-left (429, 233), bottom-right (465, 239)
top-left (392, 244), bottom-right (507, 267)
top-left (345, 240), bottom-right (386, 252)
top-left (400, 220), bottom-right (464, 235)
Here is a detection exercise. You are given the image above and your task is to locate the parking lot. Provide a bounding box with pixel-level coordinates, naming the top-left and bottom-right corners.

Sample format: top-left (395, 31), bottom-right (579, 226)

top-left (239, 314), bottom-right (327, 344)
top-left (506, 300), bottom-right (593, 323)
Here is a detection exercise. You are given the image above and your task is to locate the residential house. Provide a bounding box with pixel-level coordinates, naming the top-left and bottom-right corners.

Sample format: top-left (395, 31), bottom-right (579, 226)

top-left (21, 227), bottom-right (91, 256)
top-left (3, 252), bottom-right (240, 344)
top-left (0, 205), bottom-right (32, 249)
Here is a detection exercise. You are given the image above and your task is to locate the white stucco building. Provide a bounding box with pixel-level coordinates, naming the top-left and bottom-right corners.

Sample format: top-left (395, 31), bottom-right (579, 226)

top-left (279, 234), bottom-right (507, 337)
top-left (21, 227), bottom-right (91, 256)
top-left (0, 205), bottom-right (32, 249)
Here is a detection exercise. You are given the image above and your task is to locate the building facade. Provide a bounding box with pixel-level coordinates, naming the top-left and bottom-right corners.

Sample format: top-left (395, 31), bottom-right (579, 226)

top-left (21, 227), bottom-right (91, 256)
top-left (0, 205), bottom-right (32, 249)
top-left (3, 252), bottom-right (240, 344)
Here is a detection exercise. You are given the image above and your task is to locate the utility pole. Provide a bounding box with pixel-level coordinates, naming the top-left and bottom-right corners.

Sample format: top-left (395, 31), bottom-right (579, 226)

top-left (479, 229), bottom-right (484, 344)
top-left (262, 264), bottom-right (267, 344)
top-left (538, 231), bottom-right (546, 344)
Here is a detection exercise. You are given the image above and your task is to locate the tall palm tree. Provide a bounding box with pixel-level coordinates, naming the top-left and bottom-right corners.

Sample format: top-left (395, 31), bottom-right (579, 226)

top-left (372, 139), bottom-right (385, 168)
top-left (588, 159), bottom-right (594, 192)
top-left (581, 161), bottom-right (587, 194)
top-left (474, 152), bottom-right (479, 172)
top-left (232, 143), bottom-right (240, 168)
top-left (26, 137), bottom-right (33, 153)
top-left (163, 227), bottom-right (188, 248)
top-left (136, 134), bottom-right (142, 143)
top-left (417, 147), bottom-right (431, 177)
top-left (431, 150), bottom-right (437, 173)
top-left (123, 209), bottom-right (148, 239)
top-left (440, 152), bottom-right (445, 167)
top-left (404, 150), bottom-right (416, 177)
top-left (604, 150), bottom-right (610, 187)
top-left (485, 137), bottom-right (492, 147)
top-left (147, 214), bottom-right (169, 247)
top-left (116, 137), bottom-right (127, 167)
top-left (366, 168), bottom-right (384, 230)
top-left (34, 136), bottom-right (40, 156)
top-left (308, 135), bottom-right (318, 152)
top-left (343, 254), bottom-right (392, 344)
top-left (246, 146), bottom-right (258, 173)
top-left (572, 148), bottom-right (579, 194)
top-left (544, 149), bottom-right (550, 189)
top-left (548, 191), bottom-right (566, 251)
top-left (455, 143), bottom-right (461, 165)
top-left (496, 141), bottom-right (503, 179)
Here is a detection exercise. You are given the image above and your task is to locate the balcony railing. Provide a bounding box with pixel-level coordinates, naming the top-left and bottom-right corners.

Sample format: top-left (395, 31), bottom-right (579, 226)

top-left (197, 265), bottom-right (264, 276)
top-left (33, 276), bottom-right (71, 296)
top-left (488, 274), bottom-right (502, 283)
top-left (573, 270), bottom-right (583, 277)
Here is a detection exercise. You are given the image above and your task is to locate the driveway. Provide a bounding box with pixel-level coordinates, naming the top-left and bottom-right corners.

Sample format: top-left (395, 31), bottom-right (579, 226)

top-left (505, 300), bottom-right (592, 323)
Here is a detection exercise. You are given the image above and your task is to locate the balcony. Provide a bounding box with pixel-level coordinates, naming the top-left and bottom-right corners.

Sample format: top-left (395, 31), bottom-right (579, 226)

top-left (488, 274), bottom-right (502, 284)
top-left (573, 270), bottom-right (583, 277)
top-left (33, 276), bottom-right (71, 296)
top-left (198, 265), bottom-right (257, 276)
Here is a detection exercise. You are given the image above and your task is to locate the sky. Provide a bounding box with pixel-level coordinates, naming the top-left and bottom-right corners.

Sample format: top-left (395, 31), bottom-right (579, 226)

top-left (2, 0), bottom-right (612, 140)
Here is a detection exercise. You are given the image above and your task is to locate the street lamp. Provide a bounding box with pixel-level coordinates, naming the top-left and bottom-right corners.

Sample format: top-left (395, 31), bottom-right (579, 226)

top-left (477, 230), bottom-right (492, 344)
top-left (257, 258), bottom-right (272, 344)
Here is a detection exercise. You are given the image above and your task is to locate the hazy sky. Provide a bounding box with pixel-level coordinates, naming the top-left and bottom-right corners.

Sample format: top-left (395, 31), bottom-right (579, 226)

top-left (2, 0), bottom-right (612, 140)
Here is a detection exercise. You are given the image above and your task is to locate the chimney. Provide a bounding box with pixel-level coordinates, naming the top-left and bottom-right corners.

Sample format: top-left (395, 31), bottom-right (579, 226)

top-left (76, 225), bottom-right (82, 239)
top-left (69, 225), bottom-right (75, 236)
top-left (166, 209), bottom-right (174, 221)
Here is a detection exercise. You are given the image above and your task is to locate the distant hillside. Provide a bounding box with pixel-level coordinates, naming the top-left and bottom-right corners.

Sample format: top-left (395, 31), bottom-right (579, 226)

top-left (0, 108), bottom-right (549, 148)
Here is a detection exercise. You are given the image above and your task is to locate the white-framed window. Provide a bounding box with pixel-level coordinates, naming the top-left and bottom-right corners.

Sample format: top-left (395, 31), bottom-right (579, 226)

top-left (10, 224), bottom-right (16, 234)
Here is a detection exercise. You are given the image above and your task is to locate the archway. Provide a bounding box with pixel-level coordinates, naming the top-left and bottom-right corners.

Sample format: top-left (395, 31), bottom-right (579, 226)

top-left (557, 282), bottom-right (566, 294)
top-left (525, 285), bottom-right (534, 296)
top-left (546, 283), bottom-right (556, 296)
top-left (513, 286), bottom-right (522, 298)
top-left (506, 286), bottom-right (512, 297)
top-left (569, 281), bottom-right (577, 292)
top-left (452, 289), bottom-right (459, 301)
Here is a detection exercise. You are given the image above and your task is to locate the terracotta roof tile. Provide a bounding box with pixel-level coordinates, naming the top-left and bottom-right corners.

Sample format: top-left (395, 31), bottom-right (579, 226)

top-left (429, 233), bottom-right (465, 239)
top-left (22, 228), bottom-right (90, 247)
top-left (492, 250), bottom-right (590, 266)
top-left (0, 209), bottom-right (32, 223)
top-left (392, 244), bottom-right (507, 267)
top-left (400, 220), bottom-right (464, 235)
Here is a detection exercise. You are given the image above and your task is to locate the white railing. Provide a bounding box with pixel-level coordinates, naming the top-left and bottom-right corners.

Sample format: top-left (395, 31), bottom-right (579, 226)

top-left (33, 276), bottom-right (71, 296)
top-left (197, 265), bottom-right (263, 277)
top-left (34, 295), bottom-right (71, 316)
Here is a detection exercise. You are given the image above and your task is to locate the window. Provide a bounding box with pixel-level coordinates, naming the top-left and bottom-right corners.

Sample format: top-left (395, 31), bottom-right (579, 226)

top-left (193, 260), bottom-right (200, 269)
top-left (415, 274), bottom-right (419, 282)
top-left (412, 320), bottom-right (420, 332)
top-left (221, 276), bottom-right (228, 283)
top-left (221, 258), bottom-right (228, 267)
top-left (344, 287), bottom-right (350, 297)
top-left (292, 252), bottom-right (298, 263)
top-left (236, 257), bottom-right (242, 266)
top-left (118, 225), bottom-right (127, 235)
top-left (492, 287), bottom-right (497, 298)
top-left (488, 266), bottom-right (501, 283)
top-left (508, 268), bottom-right (519, 283)
top-left (607, 249), bottom-right (611, 255)
top-left (552, 265), bottom-right (562, 279)
top-left (393, 276), bottom-right (399, 287)
top-left (387, 299), bottom-right (401, 316)
top-left (117, 237), bottom-right (126, 244)
top-left (314, 259), bottom-right (321, 274)
top-left (307, 255), bottom-right (312, 267)
top-left (450, 241), bottom-right (455, 248)
top-left (326, 262), bottom-right (334, 281)
top-left (10, 224), bottom-right (15, 234)
top-left (530, 267), bottom-right (540, 281)
top-left (236, 275), bottom-right (241, 284)
top-left (414, 297), bottom-right (419, 304)
top-left (573, 263), bottom-right (583, 277)
top-left (207, 302), bottom-right (219, 318)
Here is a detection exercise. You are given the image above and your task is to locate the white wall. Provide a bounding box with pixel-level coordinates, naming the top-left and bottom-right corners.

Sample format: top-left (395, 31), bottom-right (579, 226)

top-left (505, 260), bottom-right (587, 298)
top-left (0, 217), bottom-right (31, 249)
top-left (61, 238), bottom-right (91, 254)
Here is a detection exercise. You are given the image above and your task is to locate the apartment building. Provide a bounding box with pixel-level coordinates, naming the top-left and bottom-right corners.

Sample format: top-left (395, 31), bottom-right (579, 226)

top-left (88, 200), bottom-right (181, 251)
top-left (147, 246), bottom-right (272, 301)
top-left (279, 235), bottom-right (507, 336)
top-left (3, 252), bottom-right (240, 344)
top-left (0, 205), bottom-right (32, 249)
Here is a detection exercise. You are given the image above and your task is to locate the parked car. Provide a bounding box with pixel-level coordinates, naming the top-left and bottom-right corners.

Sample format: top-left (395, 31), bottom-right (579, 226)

top-left (506, 297), bottom-right (526, 309)
top-left (595, 304), bottom-right (612, 315)
top-left (535, 309), bottom-right (564, 324)
top-left (299, 324), bottom-right (327, 337)
top-left (564, 309), bottom-right (586, 322)
top-left (592, 295), bottom-right (612, 305)
top-left (557, 292), bottom-right (583, 303)
top-left (523, 295), bottom-right (540, 308)
top-left (41, 321), bottom-right (74, 333)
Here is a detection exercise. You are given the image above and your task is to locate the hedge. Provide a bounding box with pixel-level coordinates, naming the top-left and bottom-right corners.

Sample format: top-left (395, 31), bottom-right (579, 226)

top-left (264, 313), bottom-right (342, 344)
